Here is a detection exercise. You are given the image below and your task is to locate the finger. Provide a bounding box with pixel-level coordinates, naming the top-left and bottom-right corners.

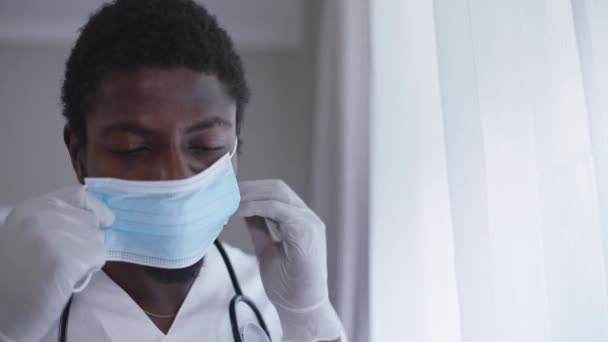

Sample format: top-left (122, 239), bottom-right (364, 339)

top-left (239, 180), bottom-right (307, 208)
top-left (237, 199), bottom-right (302, 224)
top-left (237, 200), bottom-right (321, 245)
top-left (245, 216), bottom-right (278, 256)
top-left (264, 218), bottom-right (283, 242)
top-left (82, 192), bottom-right (115, 227)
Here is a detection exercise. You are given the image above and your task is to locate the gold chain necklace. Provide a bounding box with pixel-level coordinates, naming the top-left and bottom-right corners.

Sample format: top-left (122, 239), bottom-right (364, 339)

top-left (141, 274), bottom-right (198, 320)
top-left (143, 310), bottom-right (177, 319)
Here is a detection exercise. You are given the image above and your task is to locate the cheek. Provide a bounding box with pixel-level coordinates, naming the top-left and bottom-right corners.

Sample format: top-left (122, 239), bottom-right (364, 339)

top-left (82, 147), bottom-right (113, 178)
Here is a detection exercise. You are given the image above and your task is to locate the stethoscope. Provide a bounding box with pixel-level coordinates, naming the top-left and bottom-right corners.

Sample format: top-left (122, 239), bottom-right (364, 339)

top-left (58, 240), bottom-right (271, 342)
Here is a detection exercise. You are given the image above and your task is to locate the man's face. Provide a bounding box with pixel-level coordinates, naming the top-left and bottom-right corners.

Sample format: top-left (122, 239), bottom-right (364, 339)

top-left (68, 67), bottom-right (238, 183)
top-left (65, 67), bottom-right (238, 283)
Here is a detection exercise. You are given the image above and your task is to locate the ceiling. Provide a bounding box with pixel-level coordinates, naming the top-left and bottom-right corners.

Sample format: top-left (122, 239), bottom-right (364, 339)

top-left (0, 0), bottom-right (304, 49)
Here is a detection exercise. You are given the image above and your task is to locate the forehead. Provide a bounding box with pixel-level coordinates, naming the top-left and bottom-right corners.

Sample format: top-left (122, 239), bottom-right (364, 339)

top-left (89, 68), bottom-right (236, 125)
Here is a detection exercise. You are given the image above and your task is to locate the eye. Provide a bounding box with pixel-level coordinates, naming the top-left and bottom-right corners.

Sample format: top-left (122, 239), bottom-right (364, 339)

top-left (188, 145), bottom-right (224, 155)
top-left (109, 147), bottom-right (149, 159)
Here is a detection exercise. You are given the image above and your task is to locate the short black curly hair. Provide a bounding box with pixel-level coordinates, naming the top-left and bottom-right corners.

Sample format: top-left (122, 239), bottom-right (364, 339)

top-left (61, 0), bottom-right (249, 143)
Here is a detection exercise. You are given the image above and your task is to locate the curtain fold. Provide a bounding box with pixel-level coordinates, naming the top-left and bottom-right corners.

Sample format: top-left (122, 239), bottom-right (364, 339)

top-left (310, 1), bottom-right (370, 342)
top-left (573, 0), bottom-right (608, 299)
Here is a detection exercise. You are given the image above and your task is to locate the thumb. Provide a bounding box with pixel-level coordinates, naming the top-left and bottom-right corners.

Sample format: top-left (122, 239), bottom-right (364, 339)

top-left (82, 192), bottom-right (115, 227)
top-left (59, 186), bottom-right (115, 227)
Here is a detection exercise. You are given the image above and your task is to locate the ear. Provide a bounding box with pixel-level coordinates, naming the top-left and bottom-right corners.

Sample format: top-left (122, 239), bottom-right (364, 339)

top-left (63, 124), bottom-right (86, 184)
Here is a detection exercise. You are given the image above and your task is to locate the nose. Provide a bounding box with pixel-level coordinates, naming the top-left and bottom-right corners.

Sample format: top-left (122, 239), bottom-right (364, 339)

top-left (155, 146), bottom-right (192, 181)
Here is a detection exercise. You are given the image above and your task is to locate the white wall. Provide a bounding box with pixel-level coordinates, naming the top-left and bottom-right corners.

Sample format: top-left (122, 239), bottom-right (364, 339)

top-left (0, 43), bottom-right (314, 252)
top-left (224, 50), bottom-right (314, 252)
top-left (0, 44), bottom-right (72, 203)
top-left (0, 0), bottom-right (304, 49)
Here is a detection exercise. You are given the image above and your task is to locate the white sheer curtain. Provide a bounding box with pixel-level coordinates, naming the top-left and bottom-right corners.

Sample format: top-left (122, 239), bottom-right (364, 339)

top-left (365, 0), bottom-right (608, 341)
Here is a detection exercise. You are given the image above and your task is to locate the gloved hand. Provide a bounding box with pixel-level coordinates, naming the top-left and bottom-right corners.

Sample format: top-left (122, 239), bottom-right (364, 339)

top-left (0, 186), bottom-right (114, 341)
top-left (238, 180), bottom-right (344, 342)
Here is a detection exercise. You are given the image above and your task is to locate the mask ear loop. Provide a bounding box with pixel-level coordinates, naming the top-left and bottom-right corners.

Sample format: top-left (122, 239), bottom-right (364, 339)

top-left (219, 138), bottom-right (239, 229)
top-left (229, 138), bottom-right (238, 158)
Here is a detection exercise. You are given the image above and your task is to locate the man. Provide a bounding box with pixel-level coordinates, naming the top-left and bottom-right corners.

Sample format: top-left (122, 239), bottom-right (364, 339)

top-left (0, 0), bottom-right (345, 341)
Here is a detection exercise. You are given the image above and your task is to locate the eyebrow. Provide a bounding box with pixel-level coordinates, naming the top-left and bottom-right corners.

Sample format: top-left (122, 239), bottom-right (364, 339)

top-left (101, 123), bottom-right (159, 138)
top-left (183, 116), bottom-right (233, 135)
top-left (100, 117), bottom-right (232, 138)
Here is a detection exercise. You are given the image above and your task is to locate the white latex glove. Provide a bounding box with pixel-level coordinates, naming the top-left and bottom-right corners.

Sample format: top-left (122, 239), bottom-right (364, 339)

top-left (0, 186), bottom-right (114, 342)
top-left (238, 180), bottom-right (344, 342)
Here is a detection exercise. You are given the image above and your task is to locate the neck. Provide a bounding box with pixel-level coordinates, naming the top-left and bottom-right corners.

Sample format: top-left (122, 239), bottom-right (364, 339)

top-left (103, 262), bottom-right (198, 317)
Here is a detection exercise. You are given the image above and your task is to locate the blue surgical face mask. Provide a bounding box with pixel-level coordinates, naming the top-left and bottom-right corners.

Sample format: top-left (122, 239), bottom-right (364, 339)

top-left (84, 141), bottom-right (239, 269)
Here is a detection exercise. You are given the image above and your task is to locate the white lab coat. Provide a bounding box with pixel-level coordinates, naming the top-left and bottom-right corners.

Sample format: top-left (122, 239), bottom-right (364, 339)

top-left (39, 244), bottom-right (283, 342)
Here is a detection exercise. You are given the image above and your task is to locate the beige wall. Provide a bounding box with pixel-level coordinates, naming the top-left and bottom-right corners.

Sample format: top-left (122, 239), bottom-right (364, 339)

top-left (0, 44), bottom-right (314, 252)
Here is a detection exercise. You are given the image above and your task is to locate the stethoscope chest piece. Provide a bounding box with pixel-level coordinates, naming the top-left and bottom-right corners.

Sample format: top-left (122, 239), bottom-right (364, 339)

top-left (241, 322), bottom-right (271, 342)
